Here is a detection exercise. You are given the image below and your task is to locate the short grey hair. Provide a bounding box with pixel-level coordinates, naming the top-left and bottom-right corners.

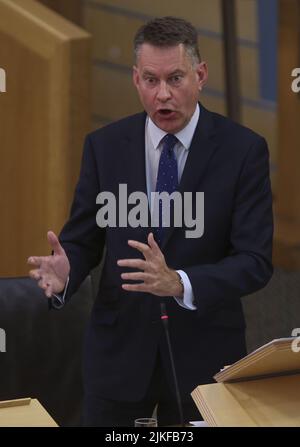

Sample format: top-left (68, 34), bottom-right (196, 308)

top-left (134, 16), bottom-right (201, 66)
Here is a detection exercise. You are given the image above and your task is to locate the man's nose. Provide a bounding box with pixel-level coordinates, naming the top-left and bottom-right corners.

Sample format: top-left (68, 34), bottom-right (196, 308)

top-left (156, 81), bottom-right (171, 101)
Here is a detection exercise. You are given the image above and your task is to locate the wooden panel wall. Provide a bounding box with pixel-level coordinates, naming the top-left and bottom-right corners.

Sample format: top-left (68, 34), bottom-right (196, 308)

top-left (0, 0), bottom-right (91, 276)
top-left (38, 0), bottom-right (83, 26)
top-left (273, 0), bottom-right (300, 270)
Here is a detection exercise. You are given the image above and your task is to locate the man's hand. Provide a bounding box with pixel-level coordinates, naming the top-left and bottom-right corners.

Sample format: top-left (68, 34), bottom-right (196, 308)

top-left (117, 232), bottom-right (183, 297)
top-left (28, 231), bottom-right (70, 298)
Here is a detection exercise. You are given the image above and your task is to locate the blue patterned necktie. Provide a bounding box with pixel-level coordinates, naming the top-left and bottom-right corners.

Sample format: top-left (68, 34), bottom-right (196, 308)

top-left (153, 134), bottom-right (178, 246)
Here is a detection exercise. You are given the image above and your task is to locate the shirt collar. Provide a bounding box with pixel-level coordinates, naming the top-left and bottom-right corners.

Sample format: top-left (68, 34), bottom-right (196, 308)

top-left (147, 103), bottom-right (200, 150)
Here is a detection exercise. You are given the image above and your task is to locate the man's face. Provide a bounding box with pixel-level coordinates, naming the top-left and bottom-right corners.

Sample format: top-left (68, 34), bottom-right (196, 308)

top-left (133, 43), bottom-right (208, 133)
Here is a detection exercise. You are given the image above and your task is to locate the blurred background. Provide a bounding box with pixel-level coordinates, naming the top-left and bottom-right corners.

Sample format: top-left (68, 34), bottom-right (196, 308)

top-left (2, 0), bottom-right (294, 277)
top-left (0, 0), bottom-right (300, 427)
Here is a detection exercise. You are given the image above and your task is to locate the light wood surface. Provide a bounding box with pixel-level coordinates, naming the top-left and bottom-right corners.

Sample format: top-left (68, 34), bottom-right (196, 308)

top-left (214, 338), bottom-right (300, 383)
top-left (192, 374), bottom-right (300, 427)
top-left (0, 0), bottom-right (91, 276)
top-left (0, 398), bottom-right (58, 426)
top-left (38, 0), bottom-right (83, 26)
top-left (192, 338), bottom-right (300, 427)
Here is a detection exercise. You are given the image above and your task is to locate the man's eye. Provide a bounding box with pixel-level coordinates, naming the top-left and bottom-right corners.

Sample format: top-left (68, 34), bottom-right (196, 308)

top-left (169, 75), bottom-right (183, 85)
top-left (145, 78), bottom-right (157, 85)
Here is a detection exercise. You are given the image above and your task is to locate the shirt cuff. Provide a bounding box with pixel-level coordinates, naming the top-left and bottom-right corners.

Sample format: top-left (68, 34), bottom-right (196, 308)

top-left (173, 270), bottom-right (197, 310)
top-left (51, 276), bottom-right (69, 309)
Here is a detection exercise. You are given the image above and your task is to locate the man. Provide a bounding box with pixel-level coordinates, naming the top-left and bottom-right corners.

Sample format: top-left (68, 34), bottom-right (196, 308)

top-left (28, 17), bottom-right (273, 426)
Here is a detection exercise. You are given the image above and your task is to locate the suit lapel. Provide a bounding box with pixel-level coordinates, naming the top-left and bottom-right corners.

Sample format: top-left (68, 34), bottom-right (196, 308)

top-left (162, 106), bottom-right (219, 249)
top-left (125, 112), bottom-right (148, 196)
top-left (119, 112), bottom-right (151, 240)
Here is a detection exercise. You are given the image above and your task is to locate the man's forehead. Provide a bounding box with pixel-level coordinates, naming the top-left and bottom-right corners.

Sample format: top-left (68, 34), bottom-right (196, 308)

top-left (137, 43), bottom-right (188, 60)
top-left (136, 43), bottom-right (191, 71)
top-left (141, 67), bottom-right (186, 76)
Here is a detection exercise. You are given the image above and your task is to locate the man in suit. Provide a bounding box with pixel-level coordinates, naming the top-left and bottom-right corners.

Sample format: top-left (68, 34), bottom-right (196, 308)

top-left (28, 17), bottom-right (273, 426)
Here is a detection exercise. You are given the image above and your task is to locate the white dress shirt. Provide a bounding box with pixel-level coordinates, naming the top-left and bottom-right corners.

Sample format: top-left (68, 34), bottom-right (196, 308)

top-left (145, 104), bottom-right (199, 311)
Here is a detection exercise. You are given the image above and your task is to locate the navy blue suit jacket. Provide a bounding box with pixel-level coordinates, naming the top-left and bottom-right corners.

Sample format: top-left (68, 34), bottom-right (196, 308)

top-left (59, 105), bottom-right (273, 401)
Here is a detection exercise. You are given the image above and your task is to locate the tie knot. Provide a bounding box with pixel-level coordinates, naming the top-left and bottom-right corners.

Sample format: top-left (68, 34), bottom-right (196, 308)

top-left (161, 134), bottom-right (178, 155)
top-left (163, 133), bottom-right (177, 145)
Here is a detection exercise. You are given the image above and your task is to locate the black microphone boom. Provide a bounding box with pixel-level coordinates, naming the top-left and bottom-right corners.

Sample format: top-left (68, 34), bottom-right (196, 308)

top-left (160, 302), bottom-right (184, 427)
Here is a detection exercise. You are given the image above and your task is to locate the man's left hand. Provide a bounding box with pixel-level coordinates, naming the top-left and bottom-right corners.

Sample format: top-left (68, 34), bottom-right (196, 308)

top-left (117, 232), bottom-right (183, 297)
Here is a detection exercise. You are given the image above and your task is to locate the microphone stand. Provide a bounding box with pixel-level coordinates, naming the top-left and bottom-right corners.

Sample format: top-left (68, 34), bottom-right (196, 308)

top-left (160, 302), bottom-right (184, 427)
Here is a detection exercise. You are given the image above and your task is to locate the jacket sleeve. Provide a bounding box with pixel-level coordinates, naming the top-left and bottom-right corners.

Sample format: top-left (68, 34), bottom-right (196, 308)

top-left (59, 134), bottom-right (106, 300)
top-left (184, 137), bottom-right (274, 317)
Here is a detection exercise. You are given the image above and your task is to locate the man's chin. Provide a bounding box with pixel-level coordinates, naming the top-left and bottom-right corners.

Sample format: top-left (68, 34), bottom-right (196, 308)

top-left (152, 115), bottom-right (184, 134)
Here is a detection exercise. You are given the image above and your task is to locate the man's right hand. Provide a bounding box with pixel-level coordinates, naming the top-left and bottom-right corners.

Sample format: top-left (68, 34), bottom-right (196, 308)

top-left (28, 231), bottom-right (70, 298)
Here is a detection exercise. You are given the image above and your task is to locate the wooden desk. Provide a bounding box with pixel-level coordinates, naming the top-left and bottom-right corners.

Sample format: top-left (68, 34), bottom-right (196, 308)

top-left (0, 398), bottom-right (58, 427)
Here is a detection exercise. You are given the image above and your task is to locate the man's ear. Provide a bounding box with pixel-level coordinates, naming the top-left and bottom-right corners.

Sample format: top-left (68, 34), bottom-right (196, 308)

top-left (132, 65), bottom-right (139, 88)
top-left (196, 61), bottom-right (208, 91)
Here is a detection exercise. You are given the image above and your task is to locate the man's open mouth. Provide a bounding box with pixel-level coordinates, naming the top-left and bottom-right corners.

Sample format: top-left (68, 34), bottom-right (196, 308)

top-left (158, 109), bottom-right (175, 116)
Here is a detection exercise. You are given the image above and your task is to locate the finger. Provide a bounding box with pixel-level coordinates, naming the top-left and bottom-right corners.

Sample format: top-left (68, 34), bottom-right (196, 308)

top-left (38, 279), bottom-right (46, 289)
top-left (27, 256), bottom-right (43, 267)
top-left (45, 283), bottom-right (53, 298)
top-left (47, 231), bottom-right (64, 256)
top-left (121, 272), bottom-right (151, 281)
top-left (29, 269), bottom-right (42, 281)
top-left (39, 275), bottom-right (51, 290)
top-left (127, 239), bottom-right (152, 258)
top-left (147, 232), bottom-right (161, 254)
top-left (122, 283), bottom-right (149, 292)
top-left (117, 259), bottom-right (147, 269)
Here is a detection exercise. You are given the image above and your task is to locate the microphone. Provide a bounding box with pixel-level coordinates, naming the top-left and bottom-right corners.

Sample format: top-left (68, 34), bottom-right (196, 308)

top-left (160, 302), bottom-right (184, 427)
